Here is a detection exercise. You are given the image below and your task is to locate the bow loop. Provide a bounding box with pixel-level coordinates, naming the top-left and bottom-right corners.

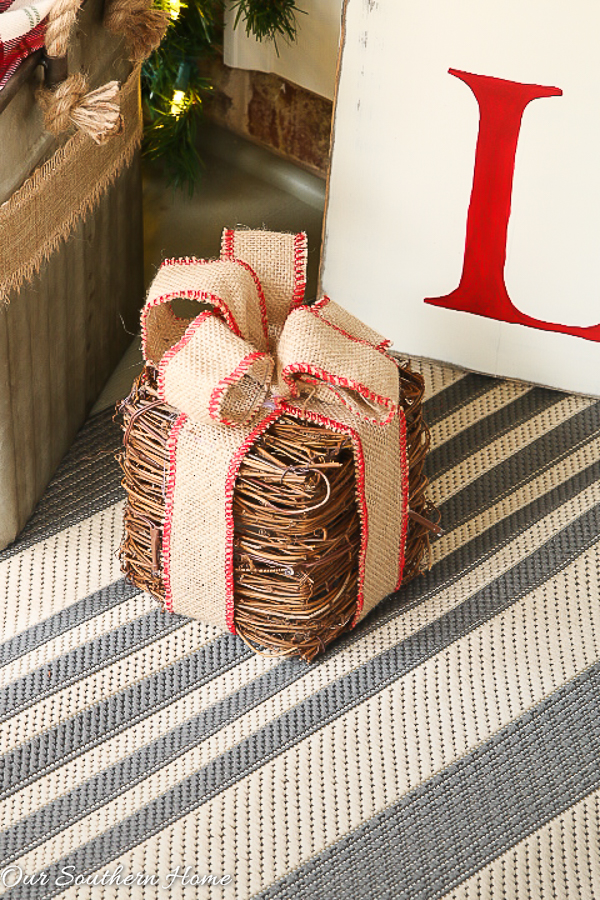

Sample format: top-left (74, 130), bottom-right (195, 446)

top-left (276, 299), bottom-right (399, 424)
top-left (221, 229), bottom-right (308, 345)
top-left (142, 257), bottom-right (269, 366)
top-left (159, 312), bottom-right (274, 427)
top-left (142, 256), bottom-right (274, 425)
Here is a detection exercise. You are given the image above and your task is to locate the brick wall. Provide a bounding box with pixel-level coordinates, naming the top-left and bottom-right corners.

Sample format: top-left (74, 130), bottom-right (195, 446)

top-left (202, 54), bottom-right (333, 178)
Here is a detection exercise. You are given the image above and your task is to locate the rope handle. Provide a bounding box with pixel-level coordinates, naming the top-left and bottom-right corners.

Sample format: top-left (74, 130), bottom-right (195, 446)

top-left (35, 0), bottom-right (167, 143)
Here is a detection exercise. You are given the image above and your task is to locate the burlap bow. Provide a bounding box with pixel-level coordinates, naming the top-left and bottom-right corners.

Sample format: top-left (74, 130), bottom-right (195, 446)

top-left (141, 229), bottom-right (408, 632)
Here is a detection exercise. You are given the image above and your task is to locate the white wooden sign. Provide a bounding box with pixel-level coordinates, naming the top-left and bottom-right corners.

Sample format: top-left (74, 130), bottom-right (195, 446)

top-left (320, 0), bottom-right (600, 395)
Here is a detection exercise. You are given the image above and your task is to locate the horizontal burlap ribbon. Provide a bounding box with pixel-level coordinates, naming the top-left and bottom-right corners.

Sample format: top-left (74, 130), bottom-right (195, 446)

top-left (0, 63), bottom-right (142, 303)
top-left (141, 228), bottom-right (408, 631)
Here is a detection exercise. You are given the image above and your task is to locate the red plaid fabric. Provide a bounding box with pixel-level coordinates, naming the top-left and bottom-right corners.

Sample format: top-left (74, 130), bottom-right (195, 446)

top-left (0, 0), bottom-right (46, 92)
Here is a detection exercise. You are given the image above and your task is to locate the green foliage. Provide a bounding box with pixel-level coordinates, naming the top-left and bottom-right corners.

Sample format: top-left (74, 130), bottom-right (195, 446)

top-left (141, 0), bottom-right (302, 194)
top-left (141, 0), bottom-right (221, 195)
top-left (229, 0), bottom-right (304, 46)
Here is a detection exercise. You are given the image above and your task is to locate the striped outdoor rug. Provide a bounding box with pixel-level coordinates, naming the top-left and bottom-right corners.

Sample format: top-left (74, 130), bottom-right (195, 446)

top-left (0, 358), bottom-right (599, 899)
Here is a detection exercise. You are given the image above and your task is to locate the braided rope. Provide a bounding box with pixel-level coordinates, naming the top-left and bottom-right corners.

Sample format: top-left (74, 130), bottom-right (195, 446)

top-left (104, 0), bottom-right (168, 61)
top-left (44, 0), bottom-right (82, 58)
top-left (37, 72), bottom-right (88, 133)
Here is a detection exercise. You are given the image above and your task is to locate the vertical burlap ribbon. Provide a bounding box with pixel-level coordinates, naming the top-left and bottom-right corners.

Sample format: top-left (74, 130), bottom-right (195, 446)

top-left (141, 229), bottom-right (408, 631)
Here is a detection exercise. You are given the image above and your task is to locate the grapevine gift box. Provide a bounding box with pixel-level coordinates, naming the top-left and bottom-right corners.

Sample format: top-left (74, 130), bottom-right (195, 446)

top-left (118, 229), bottom-right (438, 661)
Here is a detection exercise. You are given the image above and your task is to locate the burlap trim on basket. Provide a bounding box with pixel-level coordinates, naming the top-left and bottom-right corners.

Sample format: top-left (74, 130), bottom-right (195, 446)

top-left (136, 229), bottom-right (409, 634)
top-left (0, 62), bottom-right (142, 303)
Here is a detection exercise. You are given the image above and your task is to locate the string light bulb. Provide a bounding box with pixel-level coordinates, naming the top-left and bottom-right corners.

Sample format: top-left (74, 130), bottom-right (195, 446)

top-left (170, 89), bottom-right (186, 116)
top-left (170, 61), bottom-right (192, 117)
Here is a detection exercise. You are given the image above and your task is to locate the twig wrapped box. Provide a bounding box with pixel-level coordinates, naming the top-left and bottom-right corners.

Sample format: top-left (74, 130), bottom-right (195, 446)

top-left (118, 229), bottom-right (438, 660)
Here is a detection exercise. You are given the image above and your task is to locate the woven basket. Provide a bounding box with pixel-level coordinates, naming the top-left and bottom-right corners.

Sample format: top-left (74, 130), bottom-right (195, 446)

top-left (117, 360), bottom-right (438, 662)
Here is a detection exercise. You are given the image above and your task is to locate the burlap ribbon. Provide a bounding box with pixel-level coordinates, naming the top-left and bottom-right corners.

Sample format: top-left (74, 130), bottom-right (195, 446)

top-left (141, 228), bottom-right (408, 632)
top-left (0, 64), bottom-right (142, 303)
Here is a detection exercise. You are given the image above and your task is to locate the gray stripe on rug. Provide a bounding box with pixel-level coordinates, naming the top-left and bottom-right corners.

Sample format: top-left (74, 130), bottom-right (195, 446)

top-left (0, 580), bottom-right (140, 669)
top-left (435, 400), bottom-right (600, 530)
top-left (257, 660), bottom-right (600, 900)
top-left (426, 386), bottom-right (559, 478)
top-left (398, 455), bottom-right (600, 610)
top-left (0, 655), bottom-right (310, 866)
top-left (0, 633), bottom-right (252, 802)
top-left (0, 411), bottom-right (123, 563)
top-left (0, 607), bottom-right (188, 722)
top-left (5, 503), bottom-right (597, 896)
top-left (423, 373), bottom-right (497, 427)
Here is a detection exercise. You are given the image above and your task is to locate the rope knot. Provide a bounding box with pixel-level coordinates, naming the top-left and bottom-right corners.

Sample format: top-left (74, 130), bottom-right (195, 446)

top-left (38, 75), bottom-right (123, 144)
